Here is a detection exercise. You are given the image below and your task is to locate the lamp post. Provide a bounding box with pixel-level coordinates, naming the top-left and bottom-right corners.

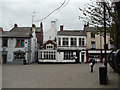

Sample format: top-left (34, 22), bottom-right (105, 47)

top-left (103, 2), bottom-right (107, 67)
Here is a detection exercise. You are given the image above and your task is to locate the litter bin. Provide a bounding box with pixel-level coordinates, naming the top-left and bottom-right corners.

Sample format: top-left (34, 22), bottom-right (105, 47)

top-left (99, 66), bottom-right (107, 85)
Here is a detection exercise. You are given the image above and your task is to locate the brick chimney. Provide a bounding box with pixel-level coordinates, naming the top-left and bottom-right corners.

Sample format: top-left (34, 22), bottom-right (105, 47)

top-left (0, 27), bottom-right (3, 32)
top-left (32, 24), bottom-right (36, 28)
top-left (40, 22), bottom-right (43, 46)
top-left (60, 25), bottom-right (63, 31)
top-left (40, 22), bottom-right (43, 31)
top-left (14, 23), bottom-right (18, 28)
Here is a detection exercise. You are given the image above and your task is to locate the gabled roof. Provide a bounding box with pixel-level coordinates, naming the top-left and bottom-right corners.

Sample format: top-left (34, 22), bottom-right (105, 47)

top-left (57, 30), bottom-right (86, 36)
top-left (42, 40), bottom-right (57, 49)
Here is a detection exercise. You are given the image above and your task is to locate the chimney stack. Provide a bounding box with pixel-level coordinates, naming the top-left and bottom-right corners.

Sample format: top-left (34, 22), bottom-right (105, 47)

top-left (14, 23), bottom-right (18, 28)
top-left (40, 22), bottom-right (43, 29)
top-left (0, 27), bottom-right (3, 32)
top-left (60, 25), bottom-right (63, 31)
top-left (32, 24), bottom-right (36, 28)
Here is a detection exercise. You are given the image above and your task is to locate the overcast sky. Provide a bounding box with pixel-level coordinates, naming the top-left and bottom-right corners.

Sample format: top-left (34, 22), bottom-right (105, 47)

top-left (0, 0), bottom-right (91, 32)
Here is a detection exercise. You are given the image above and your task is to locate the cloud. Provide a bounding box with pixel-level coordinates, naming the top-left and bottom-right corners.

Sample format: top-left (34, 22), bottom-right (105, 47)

top-left (1, 0), bottom-right (88, 31)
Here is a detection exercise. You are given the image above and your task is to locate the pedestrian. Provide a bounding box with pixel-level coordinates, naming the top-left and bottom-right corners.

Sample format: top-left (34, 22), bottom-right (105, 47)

top-left (74, 55), bottom-right (78, 63)
top-left (89, 59), bottom-right (95, 73)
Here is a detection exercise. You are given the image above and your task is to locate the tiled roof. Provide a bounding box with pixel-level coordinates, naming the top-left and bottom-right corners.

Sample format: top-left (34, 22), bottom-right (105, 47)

top-left (0, 27), bottom-right (32, 38)
top-left (57, 30), bottom-right (86, 36)
top-left (0, 27), bottom-right (42, 38)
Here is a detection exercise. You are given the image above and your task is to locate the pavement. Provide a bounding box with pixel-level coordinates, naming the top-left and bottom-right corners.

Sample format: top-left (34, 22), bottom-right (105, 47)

top-left (2, 63), bottom-right (119, 88)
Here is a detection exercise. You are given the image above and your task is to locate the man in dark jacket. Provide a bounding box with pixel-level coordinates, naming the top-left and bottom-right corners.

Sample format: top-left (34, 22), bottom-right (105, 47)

top-left (90, 59), bottom-right (95, 73)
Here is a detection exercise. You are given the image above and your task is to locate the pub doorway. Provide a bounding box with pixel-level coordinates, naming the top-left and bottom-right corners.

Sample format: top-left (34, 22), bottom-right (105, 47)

top-left (2, 55), bottom-right (7, 64)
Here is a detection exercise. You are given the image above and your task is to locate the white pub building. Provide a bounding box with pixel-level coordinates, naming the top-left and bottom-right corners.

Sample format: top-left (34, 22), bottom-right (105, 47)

top-left (57, 25), bottom-right (87, 63)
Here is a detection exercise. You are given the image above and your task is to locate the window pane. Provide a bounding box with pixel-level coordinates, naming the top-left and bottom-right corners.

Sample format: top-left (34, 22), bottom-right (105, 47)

top-left (91, 41), bottom-right (95, 49)
top-left (63, 38), bottom-right (68, 46)
top-left (58, 38), bottom-right (61, 46)
top-left (2, 39), bottom-right (8, 47)
top-left (16, 39), bottom-right (24, 47)
top-left (71, 38), bottom-right (76, 46)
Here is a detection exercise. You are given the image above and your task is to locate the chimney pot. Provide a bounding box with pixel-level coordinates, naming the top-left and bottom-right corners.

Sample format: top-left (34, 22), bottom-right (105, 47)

top-left (40, 22), bottom-right (43, 28)
top-left (14, 23), bottom-right (18, 27)
top-left (60, 25), bottom-right (63, 31)
top-left (32, 24), bottom-right (36, 28)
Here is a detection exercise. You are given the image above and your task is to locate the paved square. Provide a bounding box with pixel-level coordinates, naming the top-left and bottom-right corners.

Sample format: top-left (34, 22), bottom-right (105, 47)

top-left (2, 63), bottom-right (118, 88)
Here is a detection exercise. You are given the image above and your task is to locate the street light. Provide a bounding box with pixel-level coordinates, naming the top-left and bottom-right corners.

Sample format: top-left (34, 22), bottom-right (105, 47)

top-left (103, 2), bottom-right (107, 67)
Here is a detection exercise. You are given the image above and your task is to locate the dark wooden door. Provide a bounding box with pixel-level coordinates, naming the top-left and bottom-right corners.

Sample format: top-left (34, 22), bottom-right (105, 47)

top-left (2, 55), bottom-right (7, 64)
top-left (76, 51), bottom-right (79, 63)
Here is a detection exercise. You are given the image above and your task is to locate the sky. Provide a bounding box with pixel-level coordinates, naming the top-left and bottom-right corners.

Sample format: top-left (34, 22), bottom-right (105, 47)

top-left (0, 0), bottom-right (92, 33)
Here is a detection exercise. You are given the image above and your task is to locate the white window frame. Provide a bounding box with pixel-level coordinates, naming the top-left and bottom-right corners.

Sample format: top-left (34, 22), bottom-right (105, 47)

top-left (71, 38), bottom-right (77, 46)
top-left (64, 51), bottom-right (73, 60)
top-left (58, 38), bottom-right (61, 46)
top-left (46, 44), bottom-right (54, 50)
top-left (79, 38), bottom-right (85, 46)
top-left (63, 38), bottom-right (69, 46)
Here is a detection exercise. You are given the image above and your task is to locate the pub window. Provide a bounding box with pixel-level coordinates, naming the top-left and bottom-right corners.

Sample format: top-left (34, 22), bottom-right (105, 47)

top-left (64, 51), bottom-right (73, 60)
top-left (44, 51), bottom-right (56, 59)
top-left (63, 38), bottom-right (68, 46)
top-left (39, 51), bottom-right (42, 59)
top-left (16, 39), bottom-right (24, 47)
top-left (71, 38), bottom-right (76, 46)
top-left (2, 39), bottom-right (8, 47)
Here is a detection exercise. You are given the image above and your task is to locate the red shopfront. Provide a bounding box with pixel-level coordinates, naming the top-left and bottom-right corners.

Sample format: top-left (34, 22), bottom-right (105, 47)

top-left (86, 49), bottom-right (112, 63)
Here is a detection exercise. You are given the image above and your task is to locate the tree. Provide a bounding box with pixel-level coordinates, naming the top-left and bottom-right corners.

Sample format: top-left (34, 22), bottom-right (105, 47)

top-left (79, 1), bottom-right (120, 49)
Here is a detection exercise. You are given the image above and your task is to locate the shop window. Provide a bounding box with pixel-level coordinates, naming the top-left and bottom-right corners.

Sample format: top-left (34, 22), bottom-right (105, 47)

top-left (71, 38), bottom-right (76, 46)
top-left (63, 38), bottom-right (68, 46)
top-left (16, 39), bottom-right (24, 47)
top-left (14, 52), bottom-right (25, 60)
top-left (64, 51), bottom-right (73, 60)
top-left (2, 38), bottom-right (8, 47)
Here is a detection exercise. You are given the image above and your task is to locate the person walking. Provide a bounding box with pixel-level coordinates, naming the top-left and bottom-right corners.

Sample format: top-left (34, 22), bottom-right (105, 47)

top-left (90, 59), bottom-right (96, 73)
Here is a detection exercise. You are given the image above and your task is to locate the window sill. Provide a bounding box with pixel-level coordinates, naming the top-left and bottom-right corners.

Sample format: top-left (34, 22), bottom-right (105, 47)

top-left (15, 47), bottom-right (24, 48)
top-left (63, 59), bottom-right (74, 60)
